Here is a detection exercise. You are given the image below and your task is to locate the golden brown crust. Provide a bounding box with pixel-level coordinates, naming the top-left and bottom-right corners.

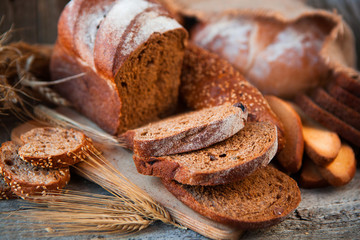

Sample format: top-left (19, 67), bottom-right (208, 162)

top-left (161, 166), bottom-right (301, 229)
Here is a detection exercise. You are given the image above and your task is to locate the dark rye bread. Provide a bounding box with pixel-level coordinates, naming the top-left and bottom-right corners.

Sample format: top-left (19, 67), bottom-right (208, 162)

top-left (295, 94), bottom-right (360, 147)
top-left (327, 82), bottom-right (360, 113)
top-left (134, 122), bottom-right (278, 185)
top-left (310, 88), bottom-right (360, 130)
top-left (0, 141), bottom-right (70, 199)
top-left (18, 127), bottom-right (93, 169)
top-left (121, 103), bottom-right (248, 157)
top-left (52, 0), bottom-right (188, 135)
top-left (0, 176), bottom-right (17, 200)
top-left (180, 44), bottom-right (285, 150)
top-left (334, 71), bottom-right (360, 98)
top-left (161, 166), bottom-right (301, 229)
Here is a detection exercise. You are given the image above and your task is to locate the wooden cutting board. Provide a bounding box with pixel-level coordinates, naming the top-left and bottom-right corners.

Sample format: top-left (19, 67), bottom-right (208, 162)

top-left (11, 107), bottom-right (244, 240)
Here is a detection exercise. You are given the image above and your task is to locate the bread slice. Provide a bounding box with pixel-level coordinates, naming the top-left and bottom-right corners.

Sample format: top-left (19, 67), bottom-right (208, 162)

top-left (291, 103), bottom-right (341, 166)
top-left (265, 96), bottom-right (304, 173)
top-left (310, 88), bottom-right (360, 130)
top-left (0, 176), bottom-right (17, 200)
top-left (317, 143), bottom-right (356, 187)
top-left (0, 141), bottom-right (70, 199)
top-left (334, 71), bottom-right (360, 98)
top-left (18, 127), bottom-right (92, 168)
top-left (295, 94), bottom-right (360, 147)
top-left (298, 157), bottom-right (329, 189)
top-left (327, 81), bottom-right (360, 113)
top-left (134, 122), bottom-right (278, 185)
top-left (180, 43), bottom-right (286, 151)
top-left (121, 103), bottom-right (248, 157)
top-left (161, 165), bottom-right (301, 229)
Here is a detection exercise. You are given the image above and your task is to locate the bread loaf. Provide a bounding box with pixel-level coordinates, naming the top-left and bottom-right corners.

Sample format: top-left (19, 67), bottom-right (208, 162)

top-left (51, 0), bottom-right (188, 135)
top-left (161, 165), bottom-right (301, 229)
top-left (327, 81), bottom-right (360, 113)
top-left (19, 127), bottom-right (92, 169)
top-left (180, 43), bottom-right (285, 150)
top-left (134, 122), bottom-right (278, 185)
top-left (121, 103), bottom-right (248, 157)
top-left (0, 141), bottom-right (71, 199)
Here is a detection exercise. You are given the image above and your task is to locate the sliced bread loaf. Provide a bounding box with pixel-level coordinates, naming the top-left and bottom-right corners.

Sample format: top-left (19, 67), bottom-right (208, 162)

top-left (327, 82), bottom-right (360, 113)
top-left (134, 122), bottom-right (278, 185)
top-left (18, 127), bottom-right (92, 168)
top-left (161, 165), bottom-right (301, 229)
top-left (310, 88), bottom-right (360, 130)
top-left (265, 96), bottom-right (304, 173)
top-left (295, 94), bottom-right (360, 147)
top-left (334, 71), bottom-right (360, 98)
top-left (180, 43), bottom-right (286, 151)
top-left (121, 103), bottom-right (248, 157)
top-left (0, 141), bottom-right (70, 199)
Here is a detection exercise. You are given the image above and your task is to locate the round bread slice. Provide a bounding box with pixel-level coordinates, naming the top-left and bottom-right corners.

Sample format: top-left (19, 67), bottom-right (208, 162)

top-left (121, 103), bottom-right (248, 157)
top-left (134, 121), bottom-right (278, 185)
top-left (0, 176), bottom-right (17, 200)
top-left (0, 141), bottom-right (70, 199)
top-left (18, 127), bottom-right (92, 168)
top-left (161, 165), bottom-right (301, 229)
top-left (295, 94), bottom-right (360, 147)
top-left (298, 157), bottom-right (329, 189)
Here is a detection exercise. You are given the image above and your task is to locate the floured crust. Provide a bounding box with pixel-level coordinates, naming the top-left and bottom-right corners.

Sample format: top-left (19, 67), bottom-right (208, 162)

top-left (0, 142), bottom-right (70, 199)
top-left (161, 165), bottom-right (301, 229)
top-left (134, 122), bottom-right (278, 185)
top-left (18, 127), bottom-right (93, 169)
top-left (122, 103), bottom-right (248, 157)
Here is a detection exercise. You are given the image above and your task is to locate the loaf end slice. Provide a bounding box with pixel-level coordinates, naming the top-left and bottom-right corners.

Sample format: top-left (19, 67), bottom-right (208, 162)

top-left (162, 166), bottom-right (301, 229)
top-left (18, 127), bottom-right (92, 168)
top-left (0, 141), bottom-right (70, 199)
top-left (134, 122), bottom-right (278, 185)
top-left (121, 103), bottom-right (248, 157)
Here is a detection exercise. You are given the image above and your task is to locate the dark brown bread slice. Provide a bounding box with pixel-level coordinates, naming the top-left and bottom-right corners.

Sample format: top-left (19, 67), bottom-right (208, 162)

top-left (298, 157), bottom-right (329, 189)
top-left (134, 122), bottom-right (278, 185)
top-left (295, 94), bottom-right (360, 147)
top-left (327, 81), bottom-right (360, 113)
top-left (180, 43), bottom-right (286, 151)
top-left (121, 103), bottom-right (248, 157)
top-left (310, 88), bottom-right (360, 130)
top-left (334, 71), bottom-right (360, 98)
top-left (18, 127), bottom-right (92, 168)
top-left (161, 166), bottom-right (301, 229)
top-left (0, 141), bottom-right (70, 199)
top-left (0, 176), bottom-right (17, 200)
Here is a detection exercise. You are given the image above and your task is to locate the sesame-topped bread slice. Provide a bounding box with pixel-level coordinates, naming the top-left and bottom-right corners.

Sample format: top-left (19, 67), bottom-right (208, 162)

top-left (0, 141), bottom-right (70, 199)
top-left (134, 122), bottom-right (278, 185)
top-left (0, 175), bottom-right (17, 200)
top-left (121, 103), bottom-right (248, 157)
top-left (161, 165), bottom-right (301, 229)
top-left (19, 127), bottom-right (92, 169)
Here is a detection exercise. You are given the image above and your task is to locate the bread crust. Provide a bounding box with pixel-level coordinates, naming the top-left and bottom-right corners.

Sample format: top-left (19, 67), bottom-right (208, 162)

top-left (134, 122), bottom-right (278, 185)
top-left (161, 166), bottom-right (301, 229)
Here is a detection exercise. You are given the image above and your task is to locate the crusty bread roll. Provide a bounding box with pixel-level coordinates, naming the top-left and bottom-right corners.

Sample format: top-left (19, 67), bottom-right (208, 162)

top-left (51, 0), bottom-right (188, 135)
top-left (191, 14), bottom-right (330, 98)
